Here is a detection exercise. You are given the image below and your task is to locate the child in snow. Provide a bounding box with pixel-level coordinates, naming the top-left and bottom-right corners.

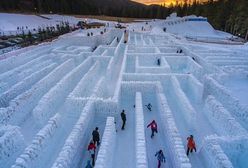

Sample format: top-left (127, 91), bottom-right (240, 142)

top-left (92, 127), bottom-right (100, 146)
top-left (155, 150), bottom-right (166, 168)
top-left (145, 103), bottom-right (152, 111)
top-left (121, 110), bottom-right (126, 130)
top-left (87, 141), bottom-right (96, 166)
top-left (186, 135), bottom-right (196, 156)
top-left (147, 120), bottom-right (158, 138)
top-left (85, 160), bottom-right (92, 168)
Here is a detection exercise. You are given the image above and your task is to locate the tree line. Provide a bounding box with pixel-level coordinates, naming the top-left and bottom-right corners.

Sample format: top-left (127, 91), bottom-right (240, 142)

top-left (0, 0), bottom-right (247, 38)
top-left (0, 0), bottom-right (169, 18)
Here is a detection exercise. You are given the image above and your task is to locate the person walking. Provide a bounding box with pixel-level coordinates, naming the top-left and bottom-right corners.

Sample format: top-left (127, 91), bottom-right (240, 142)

top-left (145, 103), bottom-right (152, 111)
top-left (92, 127), bottom-right (100, 146)
top-left (186, 135), bottom-right (196, 156)
top-left (87, 141), bottom-right (96, 166)
top-left (121, 110), bottom-right (126, 130)
top-left (155, 150), bottom-right (166, 168)
top-left (147, 120), bottom-right (158, 138)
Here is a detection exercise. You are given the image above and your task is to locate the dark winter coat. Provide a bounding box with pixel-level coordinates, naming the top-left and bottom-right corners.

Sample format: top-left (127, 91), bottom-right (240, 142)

top-left (121, 112), bottom-right (126, 121)
top-left (155, 151), bottom-right (165, 162)
top-left (92, 130), bottom-right (100, 141)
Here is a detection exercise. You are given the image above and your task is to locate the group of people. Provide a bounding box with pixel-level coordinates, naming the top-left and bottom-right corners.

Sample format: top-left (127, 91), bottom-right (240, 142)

top-left (177, 49), bottom-right (183, 53)
top-left (85, 104), bottom-right (197, 168)
top-left (144, 103), bottom-right (197, 168)
top-left (147, 120), bottom-right (196, 167)
top-left (147, 119), bottom-right (165, 168)
top-left (121, 108), bottom-right (165, 167)
top-left (85, 127), bottom-right (101, 168)
top-left (153, 135), bottom-right (196, 168)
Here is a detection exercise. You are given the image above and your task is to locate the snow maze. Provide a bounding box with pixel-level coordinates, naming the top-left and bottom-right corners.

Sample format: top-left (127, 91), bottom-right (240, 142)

top-left (0, 29), bottom-right (248, 168)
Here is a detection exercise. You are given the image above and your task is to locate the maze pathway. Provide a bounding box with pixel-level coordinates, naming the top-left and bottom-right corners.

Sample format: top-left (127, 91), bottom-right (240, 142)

top-left (0, 29), bottom-right (247, 168)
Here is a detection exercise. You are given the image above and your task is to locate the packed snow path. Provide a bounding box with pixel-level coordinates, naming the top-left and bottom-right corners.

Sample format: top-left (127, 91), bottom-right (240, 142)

top-left (0, 28), bottom-right (248, 168)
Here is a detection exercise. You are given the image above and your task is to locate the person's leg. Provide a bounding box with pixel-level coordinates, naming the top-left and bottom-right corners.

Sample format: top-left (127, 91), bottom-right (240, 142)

top-left (190, 148), bottom-right (193, 153)
top-left (153, 129), bottom-right (156, 136)
top-left (123, 120), bottom-right (126, 129)
top-left (121, 120), bottom-right (124, 130)
top-left (151, 129), bottom-right (154, 138)
top-left (158, 160), bottom-right (161, 168)
top-left (194, 147), bottom-right (196, 152)
top-left (187, 147), bottom-right (190, 156)
top-left (91, 154), bottom-right (95, 166)
top-left (93, 139), bottom-right (96, 145)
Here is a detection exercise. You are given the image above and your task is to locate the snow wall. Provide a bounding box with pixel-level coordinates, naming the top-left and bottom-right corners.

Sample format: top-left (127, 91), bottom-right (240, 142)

top-left (95, 117), bottom-right (116, 168)
top-left (54, 29), bottom-right (122, 48)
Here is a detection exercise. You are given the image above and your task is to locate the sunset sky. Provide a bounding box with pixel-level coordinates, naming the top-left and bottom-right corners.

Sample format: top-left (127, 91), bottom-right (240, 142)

top-left (132, 0), bottom-right (208, 6)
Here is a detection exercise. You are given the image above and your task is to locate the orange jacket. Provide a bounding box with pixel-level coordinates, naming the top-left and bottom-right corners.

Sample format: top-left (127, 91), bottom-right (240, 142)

top-left (187, 137), bottom-right (196, 149)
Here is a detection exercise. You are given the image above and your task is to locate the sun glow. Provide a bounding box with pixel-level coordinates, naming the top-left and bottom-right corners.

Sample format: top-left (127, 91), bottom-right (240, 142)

top-left (132, 0), bottom-right (207, 6)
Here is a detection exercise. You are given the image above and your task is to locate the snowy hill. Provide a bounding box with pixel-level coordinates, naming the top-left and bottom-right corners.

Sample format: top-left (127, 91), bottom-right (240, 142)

top-left (151, 13), bottom-right (232, 39)
top-left (0, 13), bottom-right (248, 168)
top-left (0, 13), bottom-right (107, 36)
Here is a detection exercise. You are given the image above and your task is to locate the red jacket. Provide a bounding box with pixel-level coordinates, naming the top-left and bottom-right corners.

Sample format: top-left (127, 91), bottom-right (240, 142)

top-left (88, 143), bottom-right (96, 151)
top-left (187, 137), bottom-right (196, 149)
top-left (147, 121), bottom-right (157, 130)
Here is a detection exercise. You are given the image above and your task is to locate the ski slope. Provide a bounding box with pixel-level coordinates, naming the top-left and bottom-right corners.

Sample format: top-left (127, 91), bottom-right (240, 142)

top-left (0, 15), bottom-right (248, 168)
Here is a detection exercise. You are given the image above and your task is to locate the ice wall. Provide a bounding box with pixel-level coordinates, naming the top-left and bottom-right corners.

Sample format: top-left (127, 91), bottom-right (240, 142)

top-left (95, 117), bottom-right (116, 168)
top-left (204, 76), bottom-right (248, 130)
top-left (55, 29), bottom-right (122, 48)
top-left (0, 126), bottom-right (25, 167)
top-left (135, 92), bottom-right (148, 168)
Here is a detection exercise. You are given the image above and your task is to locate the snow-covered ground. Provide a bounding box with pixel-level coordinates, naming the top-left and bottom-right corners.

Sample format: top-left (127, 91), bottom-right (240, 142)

top-left (0, 13), bottom-right (73, 35)
top-left (0, 13), bottom-right (248, 168)
top-left (0, 13), bottom-right (114, 36)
